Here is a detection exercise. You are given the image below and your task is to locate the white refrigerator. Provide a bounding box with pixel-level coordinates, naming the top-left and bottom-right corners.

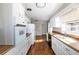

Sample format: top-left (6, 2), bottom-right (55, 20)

top-left (26, 24), bottom-right (35, 44)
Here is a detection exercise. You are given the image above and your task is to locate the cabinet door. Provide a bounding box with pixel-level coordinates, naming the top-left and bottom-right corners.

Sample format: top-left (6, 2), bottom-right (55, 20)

top-left (18, 40), bottom-right (29, 55)
top-left (51, 36), bottom-right (69, 55)
top-left (13, 4), bottom-right (26, 25)
top-left (55, 38), bottom-right (69, 55)
top-left (51, 37), bottom-right (59, 54)
top-left (62, 43), bottom-right (79, 55)
top-left (15, 27), bottom-right (26, 45)
top-left (18, 44), bottom-right (27, 55)
top-left (25, 36), bottom-right (32, 54)
top-left (13, 4), bottom-right (25, 18)
top-left (53, 37), bottom-right (64, 55)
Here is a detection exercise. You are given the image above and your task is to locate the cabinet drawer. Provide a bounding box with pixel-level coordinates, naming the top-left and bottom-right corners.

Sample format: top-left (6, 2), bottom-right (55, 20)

top-left (52, 36), bottom-right (70, 55)
top-left (62, 43), bottom-right (79, 55)
top-left (55, 38), bottom-right (79, 55)
top-left (18, 45), bottom-right (27, 55)
top-left (51, 37), bottom-right (62, 55)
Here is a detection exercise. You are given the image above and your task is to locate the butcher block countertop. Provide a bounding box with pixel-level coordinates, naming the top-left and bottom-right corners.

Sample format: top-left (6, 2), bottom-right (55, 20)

top-left (0, 45), bottom-right (14, 55)
top-left (49, 32), bottom-right (79, 52)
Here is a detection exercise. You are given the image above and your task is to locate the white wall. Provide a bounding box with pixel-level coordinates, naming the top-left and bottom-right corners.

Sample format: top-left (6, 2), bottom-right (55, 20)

top-left (0, 3), bottom-right (14, 45)
top-left (42, 22), bottom-right (48, 34)
top-left (0, 4), bottom-right (5, 44)
top-left (31, 20), bottom-right (48, 36)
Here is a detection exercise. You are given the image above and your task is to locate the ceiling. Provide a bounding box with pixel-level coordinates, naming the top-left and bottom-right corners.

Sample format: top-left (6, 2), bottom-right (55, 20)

top-left (23, 3), bottom-right (69, 21)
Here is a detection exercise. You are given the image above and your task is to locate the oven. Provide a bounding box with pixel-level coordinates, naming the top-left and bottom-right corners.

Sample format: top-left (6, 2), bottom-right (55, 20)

top-left (14, 24), bottom-right (26, 45)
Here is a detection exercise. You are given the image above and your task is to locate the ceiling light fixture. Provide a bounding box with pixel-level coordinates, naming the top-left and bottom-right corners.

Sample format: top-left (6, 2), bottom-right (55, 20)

top-left (27, 8), bottom-right (32, 11)
top-left (36, 3), bottom-right (46, 8)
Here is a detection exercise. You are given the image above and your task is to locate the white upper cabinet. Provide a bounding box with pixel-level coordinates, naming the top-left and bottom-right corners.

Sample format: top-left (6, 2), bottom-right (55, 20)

top-left (48, 17), bottom-right (54, 28)
top-left (12, 4), bottom-right (26, 25)
top-left (12, 4), bottom-right (25, 18)
top-left (48, 22), bottom-right (51, 28)
top-left (49, 17), bottom-right (62, 28)
top-left (53, 17), bottom-right (62, 28)
top-left (59, 4), bottom-right (79, 22)
top-left (60, 9), bottom-right (79, 22)
top-left (48, 18), bottom-right (54, 33)
top-left (49, 16), bottom-right (63, 28)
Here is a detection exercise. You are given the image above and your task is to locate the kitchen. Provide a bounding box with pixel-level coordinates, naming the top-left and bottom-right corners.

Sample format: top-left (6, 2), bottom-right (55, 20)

top-left (0, 3), bottom-right (79, 55)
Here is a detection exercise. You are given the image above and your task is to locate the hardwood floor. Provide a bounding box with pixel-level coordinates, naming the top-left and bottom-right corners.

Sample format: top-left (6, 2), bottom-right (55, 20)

top-left (27, 35), bottom-right (55, 55)
top-left (0, 45), bottom-right (14, 55)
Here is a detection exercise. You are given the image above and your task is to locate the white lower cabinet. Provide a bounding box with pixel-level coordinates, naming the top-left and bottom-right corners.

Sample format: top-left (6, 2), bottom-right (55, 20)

top-left (18, 43), bottom-right (28, 55)
top-left (51, 37), bottom-right (67, 55)
top-left (62, 43), bottom-right (79, 55)
top-left (51, 37), bottom-right (59, 54)
top-left (51, 36), bottom-right (79, 55)
top-left (5, 35), bottom-right (32, 55)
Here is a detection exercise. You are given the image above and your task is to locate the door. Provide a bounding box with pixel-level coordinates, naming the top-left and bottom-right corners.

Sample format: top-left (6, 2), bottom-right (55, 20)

top-left (36, 23), bottom-right (42, 35)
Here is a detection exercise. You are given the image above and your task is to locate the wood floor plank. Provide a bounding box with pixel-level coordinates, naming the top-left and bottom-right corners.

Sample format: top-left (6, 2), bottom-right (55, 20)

top-left (27, 36), bottom-right (55, 55)
top-left (0, 45), bottom-right (14, 55)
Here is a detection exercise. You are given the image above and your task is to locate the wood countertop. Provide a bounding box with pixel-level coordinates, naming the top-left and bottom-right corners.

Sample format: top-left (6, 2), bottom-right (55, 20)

top-left (0, 45), bottom-right (14, 55)
top-left (66, 32), bottom-right (79, 40)
top-left (49, 32), bottom-right (79, 52)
